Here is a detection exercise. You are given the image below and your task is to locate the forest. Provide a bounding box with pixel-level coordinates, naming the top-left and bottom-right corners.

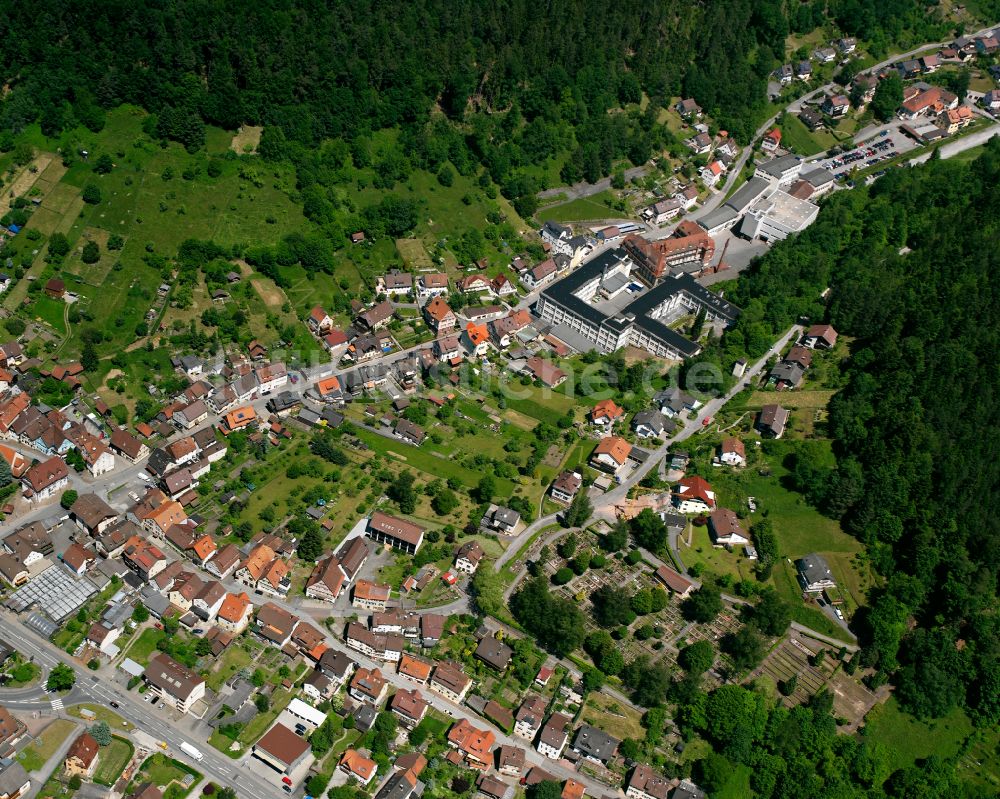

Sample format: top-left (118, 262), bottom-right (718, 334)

top-left (0, 0), bottom-right (952, 206)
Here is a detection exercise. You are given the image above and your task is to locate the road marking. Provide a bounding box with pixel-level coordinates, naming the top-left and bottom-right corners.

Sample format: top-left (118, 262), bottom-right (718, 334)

top-left (50, 697), bottom-right (64, 710)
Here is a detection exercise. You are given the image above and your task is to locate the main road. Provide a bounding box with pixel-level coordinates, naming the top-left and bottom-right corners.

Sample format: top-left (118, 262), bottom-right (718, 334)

top-left (0, 613), bottom-right (275, 799)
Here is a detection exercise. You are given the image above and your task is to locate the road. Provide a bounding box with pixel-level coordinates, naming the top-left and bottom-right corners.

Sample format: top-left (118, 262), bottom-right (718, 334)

top-left (908, 121), bottom-right (1000, 164)
top-left (595, 324), bottom-right (803, 515)
top-left (0, 614), bottom-right (276, 799)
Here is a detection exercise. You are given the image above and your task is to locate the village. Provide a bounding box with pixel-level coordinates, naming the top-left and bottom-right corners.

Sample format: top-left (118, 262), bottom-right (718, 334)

top-left (0, 12), bottom-right (990, 799)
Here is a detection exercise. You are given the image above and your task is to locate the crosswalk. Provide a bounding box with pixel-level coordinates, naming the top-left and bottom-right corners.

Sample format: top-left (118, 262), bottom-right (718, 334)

top-left (50, 697), bottom-right (63, 711)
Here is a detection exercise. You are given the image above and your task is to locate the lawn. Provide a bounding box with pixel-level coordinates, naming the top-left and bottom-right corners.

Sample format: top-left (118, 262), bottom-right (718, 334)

top-left (536, 191), bottom-right (619, 223)
top-left (746, 389), bottom-right (835, 409)
top-left (780, 114), bottom-right (838, 156)
top-left (30, 294), bottom-right (67, 333)
top-left (239, 687), bottom-right (293, 745)
top-left (67, 704), bottom-right (133, 731)
top-left (93, 736), bottom-right (135, 786)
top-left (714, 763), bottom-right (753, 799)
top-left (122, 627), bottom-right (166, 665)
top-left (863, 698), bottom-right (973, 773)
top-left (206, 644), bottom-right (254, 692)
top-left (679, 523), bottom-right (753, 583)
top-left (18, 719), bottom-right (77, 772)
top-left (129, 755), bottom-right (201, 799)
top-left (354, 427), bottom-right (515, 495)
top-left (580, 691), bottom-right (644, 741)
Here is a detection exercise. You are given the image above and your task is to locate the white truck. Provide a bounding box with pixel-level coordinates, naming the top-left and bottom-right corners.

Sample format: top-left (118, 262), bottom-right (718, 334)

top-left (180, 742), bottom-right (204, 762)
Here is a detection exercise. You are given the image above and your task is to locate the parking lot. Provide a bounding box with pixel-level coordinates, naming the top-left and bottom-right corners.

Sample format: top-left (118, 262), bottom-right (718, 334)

top-left (816, 129), bottom-right (908, 180)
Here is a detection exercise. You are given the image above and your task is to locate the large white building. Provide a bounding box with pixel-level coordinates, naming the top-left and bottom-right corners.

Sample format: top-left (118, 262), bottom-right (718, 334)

top-left (535, 248), bottom-right (740, 361)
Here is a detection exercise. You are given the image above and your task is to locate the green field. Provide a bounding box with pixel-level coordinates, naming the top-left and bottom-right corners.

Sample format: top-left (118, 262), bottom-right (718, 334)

top-left (67, 704), bottom-right (133, 731)
top-left (122, 627), bottom-right (166, 665)
top-left (94, 736), bottom-right (135, 786)
top-left (354, 427), bottom-right (515, 495)
top-left (18, 719), bottom-right (77, 772)
top-left (536, 190), bottom-right (619, 222)
top-left (863, 698), bottom-right (973, 772)
top-left (129, 755), bottom-right (201, 799)
top-left (780, 114), bottom-right (837, 156)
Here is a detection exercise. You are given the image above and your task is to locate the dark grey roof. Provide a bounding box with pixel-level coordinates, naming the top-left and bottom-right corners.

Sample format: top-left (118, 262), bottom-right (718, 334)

top-left (757, 154), bottom-right (802, 178)
top-left (572, 724), bottom-right (620, 761)
top-left (796, 554), bottom-right (833, 585)
top-left (671, 781), bottom-right (707, 799)
top-left (486, 506), bottom-right (521, 527)
top-left (697, 205), bottom-right (739, 231)
top-left (632, 409), bottom-right (667, 434)
top-left (801, 167), bottom-right (835, 187)
top-left (769, 361), bottom-right (805, 386)
top-left (724, 177), bottom-right (771, 213)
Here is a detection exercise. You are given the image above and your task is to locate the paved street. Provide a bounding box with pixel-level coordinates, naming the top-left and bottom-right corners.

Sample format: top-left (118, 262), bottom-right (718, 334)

top-left (0, 614), bottom-right (275, 799)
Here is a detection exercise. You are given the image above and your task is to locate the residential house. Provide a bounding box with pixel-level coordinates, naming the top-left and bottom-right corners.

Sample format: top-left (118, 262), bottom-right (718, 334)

top-left (497, 745), bottom-right (526, 778)
top-left (308, 306), bottom-right (334, 334)
top-left (305, 556), bottom-right (347, 603)
top-left (61, 543), bottom-right (95, 576)
top-left (216, 592), bottom-right (253, 634)
top-left (429, 661), bottom-right (472, 702)
top-left (768, 361), bottom-right (805, 390)
top-left (784, 345), bottom-right (813, 370)
top-left (420, 614), bottom-right (445, 648)
top-left (110, 429), bottom-right (149, 463)
top-left (719, 438), bottom-right (746, 467)
top-left (374, 768), bottom-right (419, 799)
top-left (814, 46), bottom-right (837, 63)
top-left (590, 436), bottom-right (632, 474)
top-left (255, 602), bottom-right (300, 647)
top-left (757, 128), bottom-right (781, 156)
top-left (357, 301), bottom-right (395, 331)
top-left (462, 322), bottom-right (490, 356)
top-left (673, 475), bottom-right (716, 513)
top-left (643, 198), bottom-right (685, 226)
top-left (336, 537), bottom-right (370, 582)
top-left (367, 511), bottom-right (424, 555)
top-left (491, 273), bottom-right (517, 297)
top-left (757, 404), bottom-right (790, 438)
top-left (192, 580), bottom-right (226, 621)
top-left (550, 471), bottom-right (582, 504)
top-left (775, 63), bottom-right (794, 84)
top-left (481, 505), bottom-right (520, 534)
top-left (21, 456), bottom-right (69, 502)
top-left (590, 399), bottom-right (624, 428)
top-left (398, 654), bottom-right (433, 686)
top-left (380, 271), bottom-right (414, 298)
top-left (797, 554), bottom-right (836, 592)
top-left (821, 94), bottom-right (850, 117)
top-left (799, 108), bottom-right (825, 131)
top-left (571, 725), bottom-right (619, 764)
top-left (514, 695), bottom-right (548, 741)
top-left (70, 493), bottom-right (117, 535)
top-left (700, 160), bottom-right (724, 187)
top-left (524, 356), bottom-right (566, 388)
top-left (122, 536), bottom-right (168, 581)
top-left (685, 132), bottom-right (712, 155)
top-left (708, 508), bottom-right (750, 547)
top-left (475, 636), bottom-right (513, 671)
top-left (64, 733), bottom-right (100, 778)
top-left (457, 274), bottom-right (491, 295)
top-left (349, 667), bottom-right (389, 705)
top-left (537, 713), bottom-right (571, 760)
top-left (418, 273), bottom-right (450, 299)
top-left (390, 689), bottom-right (428, 728)
top-left (632, 410), bottom-right (674, 440)
top-left (345, 623), bottom-right (403, 663)
top-left (144, 652), bottom-right (206, 713)
top-left (302, 671), bottom-right (334, 704)
top-left (522, 259), bottom-right (558, 290)
top-left (675, 98), bottom-right (702, 119)
top-left (340, 750), bottom-right (378, 786)
top-left (174, 400), bottom-right (209, 429)
top-left (447, 719), bottom-right (496, 770)
top-left (454, 541), bottom-right (485, 575)
top-left (352, 580), bottom-right (391, 612)
top-left (394, 419), bottom-right (425, 447)
top-left (318, 649), bottom-right (356, 686)
top-left (0, 761), bottom-right (29, 799)
top-left (654, 388), bottom-right (700, 419)
top-left (796, 60), bottom-right (812, 80)
top-left (422, 297), bottom-right (457, 335)
top-left (205, 544), bottom-right (241, 580)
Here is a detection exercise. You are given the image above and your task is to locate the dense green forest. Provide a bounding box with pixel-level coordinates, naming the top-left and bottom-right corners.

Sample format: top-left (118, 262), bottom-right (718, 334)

top-left (0, 0), bottom-right (952, 207)
top-left (714, 139), bottom-right (1000, 766)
